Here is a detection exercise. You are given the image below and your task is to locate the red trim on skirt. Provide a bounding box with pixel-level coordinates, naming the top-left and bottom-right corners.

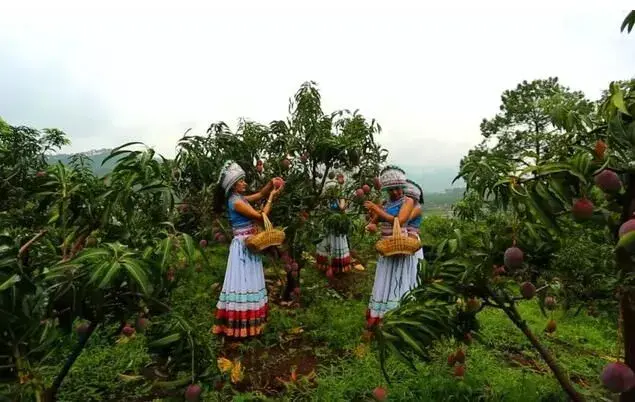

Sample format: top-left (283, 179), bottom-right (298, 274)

top-left (212, 304), bottom-right (269, 338)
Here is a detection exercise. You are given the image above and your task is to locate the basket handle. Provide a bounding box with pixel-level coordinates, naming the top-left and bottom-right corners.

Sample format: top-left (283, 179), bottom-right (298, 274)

top-left (392, 217), bottom-right (403, 237)
top-left (262, 212), bottom-right (273, 231)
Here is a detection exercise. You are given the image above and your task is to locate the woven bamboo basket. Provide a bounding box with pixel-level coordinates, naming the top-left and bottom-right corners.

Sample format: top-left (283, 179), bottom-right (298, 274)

top-left (375, 218), bottom-right (421, 257)
top-left (245, 213), bottom-right (285, 253)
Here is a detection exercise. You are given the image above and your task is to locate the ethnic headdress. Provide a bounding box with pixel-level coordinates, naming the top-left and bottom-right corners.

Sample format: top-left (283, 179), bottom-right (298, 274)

top-left (405, 179), bottom-right (424, 204)
top-left (217, 160), bottom-right (246, 195)
top-left (379, 165), bottom-right (407, 191)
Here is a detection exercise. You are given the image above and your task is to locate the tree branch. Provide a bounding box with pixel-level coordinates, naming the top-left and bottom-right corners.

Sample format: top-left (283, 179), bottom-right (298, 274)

top-left (45, 321), bottom-right (98, 401)
top-left (18, 230), bottom-right (49, 258)
top-left (488, 288), bottom-right (585, 401)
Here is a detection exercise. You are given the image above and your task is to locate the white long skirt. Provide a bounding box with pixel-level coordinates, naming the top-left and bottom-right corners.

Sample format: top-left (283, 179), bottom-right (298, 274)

top-left (366, 253), bottom-right (418, 327)
top-left (212, 235), bottom-right (268, 338)
top-left (315, 233), bottom-right (351, 273)
top-left (413, 233), bottom-right (425, 260)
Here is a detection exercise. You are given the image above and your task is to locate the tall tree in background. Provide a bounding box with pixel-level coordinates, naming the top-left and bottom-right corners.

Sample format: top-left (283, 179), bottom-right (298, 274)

top-left (0, 117), bottom-right (70, 228)
top-left (456, 78), bottom-right (596, 212)
top-left (479, 77), bottom-right (594, 167)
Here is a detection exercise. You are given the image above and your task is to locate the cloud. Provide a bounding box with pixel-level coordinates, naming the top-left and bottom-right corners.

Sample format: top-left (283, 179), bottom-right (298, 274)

top-left (1, 1), bottom-right (633, 166)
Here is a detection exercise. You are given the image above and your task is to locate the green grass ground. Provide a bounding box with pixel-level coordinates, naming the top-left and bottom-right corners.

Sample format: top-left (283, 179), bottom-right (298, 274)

top-left (47, 245), bottom-right (619, 401)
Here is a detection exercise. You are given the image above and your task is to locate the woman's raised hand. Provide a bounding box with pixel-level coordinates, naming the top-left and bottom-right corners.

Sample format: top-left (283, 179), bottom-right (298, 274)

top-left (363, 200), bottom-right (379, 213)
top-left (272, 177), bottom-right (285, 189)
top-left (270, 183), bottom-right (284, 199)
top-left (365, 223), bottom-right (377, 233)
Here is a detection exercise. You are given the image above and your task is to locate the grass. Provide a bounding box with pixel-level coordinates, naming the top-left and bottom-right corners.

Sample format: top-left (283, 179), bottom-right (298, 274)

top-left (42, 245), bottom-right (619, 401)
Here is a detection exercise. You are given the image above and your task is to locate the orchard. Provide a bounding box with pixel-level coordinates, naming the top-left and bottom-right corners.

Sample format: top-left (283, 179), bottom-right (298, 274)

top-left (372, 13), bottom-right (635, 402)
top-left (0, 11), bottom-right (635, 402)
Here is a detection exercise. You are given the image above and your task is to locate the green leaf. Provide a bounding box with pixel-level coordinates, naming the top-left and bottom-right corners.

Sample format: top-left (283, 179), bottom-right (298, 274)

top-left (523, 221), bottom-right (540, 242)
top-left (429, 282), bottom-right (455, 295)
top-left (149, 333), bottom-right (181, 347)
top-left (48, 211), bottom-right (60, 225)
top-left (435, 240), bottom-right (448, 260)
top-left (611, 87), bottom-right (631, 116)
top-left (138, 182), bottom-right (167, 193)
top-left (448, 239), bottom-right (458, 254)
top-left (0, 274), bottom-right (20, 291)
top-left (89, 261), bottom-right (112, 286)
top-left (453, 229), bottom-right (463, 249)
top-left (386, 338), bottom-right (417, 370)
top-left (525, 190), bottom-right (559, 232)
top-left (160, 238), bottom-right (172, 271)
top-left (122, 260), bottom-right (149, 294)
top-left (393, 327), bottom-right (426, 356)
top-left (621, 11), bottom-right (635, 33)
top-left (534, 182), bottom-right (552, 204)
top-left (548, 179), bottom-right (573, 207)
top-left (180, 233), bottom-right (196, 261)
top-left (99, 261), bottom-right (122, 288)
top-left (101, 148), bottom-right (137, 167)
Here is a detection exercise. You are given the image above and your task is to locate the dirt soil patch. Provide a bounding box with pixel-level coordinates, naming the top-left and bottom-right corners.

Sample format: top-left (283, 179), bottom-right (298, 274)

top-left (327, 269), bottom-right (369, 300)
top-left (219, 337), bottom-right (338, 396)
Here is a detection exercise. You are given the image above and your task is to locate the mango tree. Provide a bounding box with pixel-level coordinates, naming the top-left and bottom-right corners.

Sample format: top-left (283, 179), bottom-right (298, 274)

top-left (257, 82), bottom-right (387, 300)
top-left (375, 79), bottom-right (635, 402)
top-left (1, 135), bottom-right (213, 400)
top-left (0, 118), bottom-right (69, 229)
top-left (178, 82), bottom-right (387, 300)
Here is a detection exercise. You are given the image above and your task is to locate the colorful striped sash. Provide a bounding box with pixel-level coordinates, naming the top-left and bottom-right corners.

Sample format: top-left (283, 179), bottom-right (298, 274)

top-left (233, 225), bottom-right (257, 237)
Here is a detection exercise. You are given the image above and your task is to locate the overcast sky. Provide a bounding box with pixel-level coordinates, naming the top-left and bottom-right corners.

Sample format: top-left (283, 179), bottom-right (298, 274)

top-left (1, 1), bottom-right (634, 169)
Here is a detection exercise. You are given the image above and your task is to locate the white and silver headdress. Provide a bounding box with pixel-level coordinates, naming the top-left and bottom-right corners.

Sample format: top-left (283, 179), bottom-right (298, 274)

top-left (405, 179), bottom-right (424, 203)
top-left (379, 165), bottom-right (407, 190)
top-left (218, 160), bottom-right (246, 195)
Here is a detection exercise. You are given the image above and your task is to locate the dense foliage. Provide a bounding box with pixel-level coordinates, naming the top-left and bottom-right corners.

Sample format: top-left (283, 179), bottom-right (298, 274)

top-left (376, 30), bottom-right (635, 402)
top-left (0, 82), bottom-right (388, 401)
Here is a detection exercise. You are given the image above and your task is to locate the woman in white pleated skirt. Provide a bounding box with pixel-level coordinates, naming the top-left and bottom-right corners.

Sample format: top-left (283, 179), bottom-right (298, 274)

top-left (211, 160), bottom-right (283, 338)
top-left (363, 166), bottom-right (418, 328)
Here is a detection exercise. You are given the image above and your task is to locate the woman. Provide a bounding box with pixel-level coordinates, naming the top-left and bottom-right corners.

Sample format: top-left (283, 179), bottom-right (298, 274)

top-left (404, 179), bottom-right (424, 261)
top-left (363, 166), bottom-right (417, 328)
top-left (211, 160), bottom-right (283, 338)
top-left (316, 182), bottom-right (352, 276)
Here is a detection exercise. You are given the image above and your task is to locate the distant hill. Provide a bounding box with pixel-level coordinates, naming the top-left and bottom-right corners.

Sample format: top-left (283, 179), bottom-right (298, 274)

top-left (425, 187), bottom-right (465, 208)
top-left (47, 148), bottom-right (117, 176)
top-left (400, 165), bottom-right (464, 194)
top-left (47, 150), bottom-right (466, 205)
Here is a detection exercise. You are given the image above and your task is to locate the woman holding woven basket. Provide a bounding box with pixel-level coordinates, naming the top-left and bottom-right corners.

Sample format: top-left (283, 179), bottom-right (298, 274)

top-left (363, 166), bottom-right (418, 328)
top-left (404, 179), bottom-right (425, 261)
top-left (211, 161), bottom-right (283, 338)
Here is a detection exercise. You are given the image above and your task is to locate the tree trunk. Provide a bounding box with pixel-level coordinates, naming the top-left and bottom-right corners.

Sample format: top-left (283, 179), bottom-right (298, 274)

top-left (487, 288), bottom-right (584, 400)
top-left (620, 290), bottom-right (635, 402)
top-left (619, 173), bottom-right (635, 402)
top-left (504, 308), bottom-right (585, 401)
top-left (44, 321), bottom-right (98, 401)
top-left (282, 258), bottom-right (302, 301)
top-left (283, 270), bottom-right (297, 301)
top-left (282, 230), bottom-right (300, 301)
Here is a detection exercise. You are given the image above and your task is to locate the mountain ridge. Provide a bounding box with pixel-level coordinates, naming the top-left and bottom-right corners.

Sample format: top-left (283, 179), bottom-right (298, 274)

top-left (47, 149), bottom-right (464, 194)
